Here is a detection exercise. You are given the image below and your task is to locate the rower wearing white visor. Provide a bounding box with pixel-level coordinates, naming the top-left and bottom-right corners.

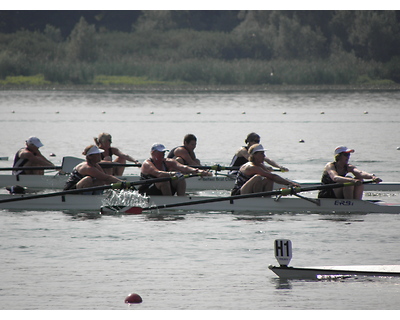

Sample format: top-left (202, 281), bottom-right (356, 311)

top-left (64, 145), bottom-right (122, 192)
top-left (231, 144), bottom-right (299, 196)
top-left (318, 146), bottom-right (382, 199)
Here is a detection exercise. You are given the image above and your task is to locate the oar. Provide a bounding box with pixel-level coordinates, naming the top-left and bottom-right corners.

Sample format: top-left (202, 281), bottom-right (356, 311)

top-left (191, 164), bottom-right (283, 172)
top-left (0, 166), bottom-right (62, 171)
top-left (0, 174), bottom-right (200, 204)
top-left (134, 180), bottom-right (375, 212)
top-left (99, 163), bottom-right (142, 168)
top-left (62, 156), bottom-right (141, 169)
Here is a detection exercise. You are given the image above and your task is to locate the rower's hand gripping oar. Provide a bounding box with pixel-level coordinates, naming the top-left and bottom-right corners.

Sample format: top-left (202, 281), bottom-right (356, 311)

top-left (131, 180), bottom-right (376, 213)
top-left (0, 174), bottom-right (200, 204)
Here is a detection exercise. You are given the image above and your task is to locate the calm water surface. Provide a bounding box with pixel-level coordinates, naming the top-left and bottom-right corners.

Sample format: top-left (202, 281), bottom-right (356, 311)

top-left (1, 89), bottom-right (400, 310)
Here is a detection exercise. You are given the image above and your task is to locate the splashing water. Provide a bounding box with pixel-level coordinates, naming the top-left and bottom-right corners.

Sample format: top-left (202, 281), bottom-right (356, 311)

top-left (102, 189), bottom-right (150, 208)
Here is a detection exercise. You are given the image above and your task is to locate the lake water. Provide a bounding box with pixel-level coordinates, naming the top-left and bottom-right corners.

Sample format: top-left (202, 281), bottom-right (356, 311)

top-left (1, 88), bottom-right (400, 312)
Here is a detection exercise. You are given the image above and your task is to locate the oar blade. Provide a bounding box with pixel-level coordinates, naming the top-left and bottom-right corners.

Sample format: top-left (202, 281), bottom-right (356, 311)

top-left (100, 205), bottom-right (143, 215)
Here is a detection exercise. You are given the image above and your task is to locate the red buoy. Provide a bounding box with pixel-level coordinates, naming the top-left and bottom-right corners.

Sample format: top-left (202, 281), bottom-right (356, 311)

top-left (125, 293), bottom-right (142, 304)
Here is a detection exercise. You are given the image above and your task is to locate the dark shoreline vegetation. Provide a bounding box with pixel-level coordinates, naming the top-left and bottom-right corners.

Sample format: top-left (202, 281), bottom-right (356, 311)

top-left (1, 11), bottom-right (400, 88)
top-left (2, 82), bottom-right (400, 93)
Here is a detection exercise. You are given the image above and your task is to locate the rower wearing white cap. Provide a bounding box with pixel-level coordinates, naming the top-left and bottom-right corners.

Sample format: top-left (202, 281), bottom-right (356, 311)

top-left (139, 143), bottom-right (212, 196)
top-left (13, 136), bottom-right (55, 175)
top-left (231, 144), bottom-right (299, 196)
top-left (64, 145), bottom-right (122, 191)
top-left (318, 145), bottom-right (382, 199)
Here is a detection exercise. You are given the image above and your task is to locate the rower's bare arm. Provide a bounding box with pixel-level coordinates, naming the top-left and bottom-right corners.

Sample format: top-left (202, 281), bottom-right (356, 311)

top-left (113, 148), bottom-right (140, 164)
top-left (172, 161), bottom-right (212, 176)
top-left (352, 167), bottom-right (382, 183)
top-left (264, 157), bottom-right (289, 172)
top-left (142, 161), bottom-right (169, 178)
top-left (86, 167), bottom-right (120, 183)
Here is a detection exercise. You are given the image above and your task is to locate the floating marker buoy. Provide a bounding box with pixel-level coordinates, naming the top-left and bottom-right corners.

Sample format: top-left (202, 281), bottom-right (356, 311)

top-left (299, 139), bottom-right (305, 143)
top-left (125, 293), bottom-right (142, 304)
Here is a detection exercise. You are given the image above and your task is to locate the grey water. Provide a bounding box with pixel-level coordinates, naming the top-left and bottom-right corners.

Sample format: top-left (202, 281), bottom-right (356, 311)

top-left (1, 89), bottom-right (400, 310)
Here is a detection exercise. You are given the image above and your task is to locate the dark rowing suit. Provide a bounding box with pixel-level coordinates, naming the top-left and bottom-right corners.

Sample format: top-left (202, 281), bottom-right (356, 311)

top-left (229, 147), bottom-right (249, 174)
top-left (64, 169), bottom-right (85, 190)
top-left (318, 162), bottom-right (349, 198)
top-left (138, 159), bottom-right (177, 196)
top-left (12, 148), bottom-right (31, 176)
top-left (231, 170), bottom-right (253, 196)
top-left (101, 147), bottom-right (114, 160)
top-left (167, 146), bottom-right (190, 165)
top-left (63, 168), bottom-right (103, 194)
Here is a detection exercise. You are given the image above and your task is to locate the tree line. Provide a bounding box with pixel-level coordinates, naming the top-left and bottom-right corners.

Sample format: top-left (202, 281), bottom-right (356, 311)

top-left (1, 10), bottom-right (400, 86)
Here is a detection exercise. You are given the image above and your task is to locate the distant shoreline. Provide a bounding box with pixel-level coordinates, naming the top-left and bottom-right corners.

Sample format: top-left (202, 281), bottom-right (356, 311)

top-left (1, 83), bottom-right (400, 92)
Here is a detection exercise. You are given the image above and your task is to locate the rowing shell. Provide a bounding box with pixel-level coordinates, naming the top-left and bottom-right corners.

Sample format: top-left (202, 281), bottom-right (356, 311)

top-left (268, 265), bottom-right (400, 279)
top-left (1, 173), bottom-right (400, 191)
top-left (269, 239), bottom-right (400, 279)
top-left (0, 192), bottom-right (399, 213)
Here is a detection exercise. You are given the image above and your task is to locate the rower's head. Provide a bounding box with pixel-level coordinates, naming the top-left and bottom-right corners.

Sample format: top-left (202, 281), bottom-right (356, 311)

top-left (151, 143), bottom-right (169, 160)
top-left (183, 134), bottom-right (197, 150)
top-left (95, 133), bottom-right (112, 146)
top-left (245, 132), bottom-right (260, 146)
top-left (248, 144), bottom-right (267, 163)
top-left (334, 146), bottom-right (354, 162)
top-left (83, 145), bottom-right (104, 162)
top-left (26, 136), bottom-right (44, 150)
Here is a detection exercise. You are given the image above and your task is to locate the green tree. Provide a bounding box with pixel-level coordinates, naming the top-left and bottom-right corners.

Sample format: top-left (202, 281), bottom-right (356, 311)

top-left (348, 11), bottom-right (400, 62)
top-left (66, 17), bottom-right (97, 62)
top-left (133, 11), bottom-right (177, 32)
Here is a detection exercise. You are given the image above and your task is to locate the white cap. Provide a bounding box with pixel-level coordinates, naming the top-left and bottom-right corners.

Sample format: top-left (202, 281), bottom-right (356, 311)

top-left (250, 144), bottom-right (267, 155)
top-left (86, 145), bottom-right (104, 156)
top-left (151, 143), bottom-right (169, 152)
top-left (26, 136), bottom-right (44, 148)
top-left (334, 146), bottom-right (355, 155)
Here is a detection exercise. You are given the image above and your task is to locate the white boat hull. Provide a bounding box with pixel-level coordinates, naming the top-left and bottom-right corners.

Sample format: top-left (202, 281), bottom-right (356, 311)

top-left (0, 174), bottom-right (236, 191)
top-left (268, 264), bottom-right (400, 279)
top-left (0, 192), bottom-right (399, 213)
top-left (1, 174), bottom-right (399, 191)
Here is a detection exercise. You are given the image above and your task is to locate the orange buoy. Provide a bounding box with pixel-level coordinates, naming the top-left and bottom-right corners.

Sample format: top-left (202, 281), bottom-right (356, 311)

top-left (125, 293), bottom-right (142, 304)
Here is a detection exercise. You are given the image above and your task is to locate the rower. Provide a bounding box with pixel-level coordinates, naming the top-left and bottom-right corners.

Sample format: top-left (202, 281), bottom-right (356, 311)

top-left (139, 143), bottom-right (212, 196)
top-left (94, 132), bottom-right (141, 176)
top-left (318, 146), bottom-right (382, 200)
top-left (231, 144), bottom-right (299, 196)
top-left (167, 133), bottom-right (201, 166)
top-left (13, 136), bottom-right (55, 175)
top-left (63, 145), bottom-right (122, 193)
top-left (229, 132), bottom-right (289, 174)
